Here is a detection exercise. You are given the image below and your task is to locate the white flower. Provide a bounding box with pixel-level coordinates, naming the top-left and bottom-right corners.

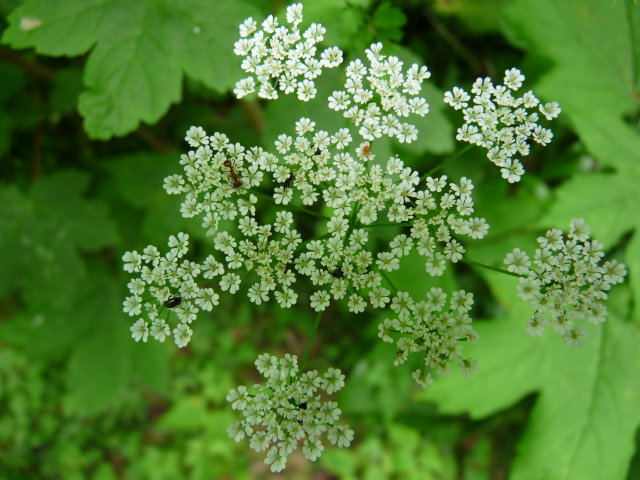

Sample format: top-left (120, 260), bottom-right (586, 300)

top-left (328, 43), bottom-right (430, 144)
top-left (227, 354), bottom-right (351, 471)
top-left (173, 323), bottom-right (192, 348)
top-left (233, 4), bottom-right (342, 101)
top-left (507, 220), bottom-right (626, 344)
top-left (445, 68), bottom-right (560, 182)
top-left (310, 290), bottom-right (330, 311)
top-left (130, 319), bottom-right (149, 342)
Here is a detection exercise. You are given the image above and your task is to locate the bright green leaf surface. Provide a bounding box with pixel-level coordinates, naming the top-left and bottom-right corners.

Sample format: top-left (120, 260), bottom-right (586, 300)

top-left (424, 273), bottom-right (640, 480)
top-left (502, 0), bottom-right (639, 121)
top-left (504, 0), bottom-right (640, 311)
top-left (3, 0), bottom-right (258, 139)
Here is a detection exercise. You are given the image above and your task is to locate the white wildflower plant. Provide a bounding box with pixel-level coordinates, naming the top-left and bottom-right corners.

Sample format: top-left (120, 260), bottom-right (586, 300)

top-left (227, 353), bottom-right (353, 472)
top-left (233, 3), bottom-right (343, 101)
top-left (121, 3), bottom-right (627, 472)
top-left (444, 67), bottom-right (561, 183)
top-left (504, 219), bottom-right (626, 346)
top-left (328, 42), bottom-right (431, 143)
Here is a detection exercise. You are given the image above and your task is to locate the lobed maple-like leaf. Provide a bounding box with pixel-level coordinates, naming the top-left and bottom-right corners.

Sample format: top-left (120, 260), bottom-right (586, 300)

top-left (422, 273), bottom-right (640, 480)
top-left (2, 0), bottom-right (259, 139)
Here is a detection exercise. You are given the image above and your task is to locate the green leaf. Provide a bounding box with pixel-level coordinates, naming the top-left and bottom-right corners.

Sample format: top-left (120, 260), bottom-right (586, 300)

top-left (433, 0), bottom-right (506, 33)
top-left (0, 171), bottom-right (118, 310)
top-left (372, 2), bottom-right (407, 42)
top-left (423, 273), bottom-right (640, 480)
top-left (64, 274), bottom-right (131, 416)
top-left (502, 0), bottom-right (639, 122)
top-left (3, 0), bottom-right (259, 139)
top-left (504, 0), bottom-right (640, 310)
top-left (2, 0), bottom-right (106, 56)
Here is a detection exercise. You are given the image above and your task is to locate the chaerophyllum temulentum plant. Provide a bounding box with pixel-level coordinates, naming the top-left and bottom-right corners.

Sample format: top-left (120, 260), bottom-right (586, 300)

top-left (121, 4), bottom-right (627, 473)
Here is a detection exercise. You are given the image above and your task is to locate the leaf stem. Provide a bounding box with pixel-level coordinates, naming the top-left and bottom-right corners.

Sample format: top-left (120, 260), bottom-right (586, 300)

top-left (421, 144), bottom-right (474, 181)
top-left (379, 269), bottom-right (398, 295)
top-left (253, 191), bottom-right (328, 219)
top-left (300, 311), bottom-right (323, 371)
top-left (462, 259), bottom-right (526, 278)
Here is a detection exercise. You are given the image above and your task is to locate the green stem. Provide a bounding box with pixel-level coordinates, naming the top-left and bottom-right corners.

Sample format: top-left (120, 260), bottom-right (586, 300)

top-left (342, 202), bottom-right (361, 247)
top-left (253, 191), bottom-right (329, 219)
top-left (462, 259), bottom-right (526, 278)
top-left (300, 311), bottom-right (323, 371)
top-left (357, 221), bottom-right (413, 228)
top-left (379, 269), bottom-right (398, 295)
top-left (421, 144), bottom-right (474, 181)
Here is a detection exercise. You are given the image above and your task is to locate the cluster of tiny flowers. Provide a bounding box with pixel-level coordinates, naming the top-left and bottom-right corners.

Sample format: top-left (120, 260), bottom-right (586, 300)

top-left (233, 3), bottom-right (343, 100)
top-left (227, 354), bottom-right (353, 472)
top-left (378, 289), bottom-right (478, 388)
top-left (444, 68), bottom-right (561, 183)
top-left (122, 233), bottom-right (220, 348)
top-left (328, 42), bottom-right (430, 143)
top-left (159, 122), bottom-right (490, 327)
top-left (504, 219), bottom-right (626, 346)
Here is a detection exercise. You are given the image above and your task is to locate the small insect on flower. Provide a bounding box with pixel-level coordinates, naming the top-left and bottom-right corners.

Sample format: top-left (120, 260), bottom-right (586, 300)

top-left (282, 174), bottom-right (294, 189)
top-left (223, 159), bottom-right (243, 188)
top-left (331, 268), bottom-right (345, 278)
top-left (163, 295), bottom-right (182, 309)
top-left (362, 143), bottom-right (371, 156)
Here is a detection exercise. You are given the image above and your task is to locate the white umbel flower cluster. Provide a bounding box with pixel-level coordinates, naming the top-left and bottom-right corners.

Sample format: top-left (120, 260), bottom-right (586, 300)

top-left (378, 288), bottom-right (478, 388)
top-left (233, 3), bottom-right (343, 100)
top-left (122, 233), bottom-right (220, 348)
top-left (227, 353), bottom-right (353, 472)
top-left (504, 219), bottom-right (626, 345)
top-left (444, 68), bottom-right (561, 183)
top-left (328, 42), bottom-right (431, 143)
top-left (135, 125), bottom-right (490, 329)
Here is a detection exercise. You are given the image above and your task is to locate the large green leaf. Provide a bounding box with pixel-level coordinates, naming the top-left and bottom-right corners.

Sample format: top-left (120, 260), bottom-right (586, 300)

top-left (2, 0), bottom-right (258, 139)
top-left (423, 273), bottom-right (640, 480)
top-left (502, 0), bottom-right (639, 123)
top-left (0, 171), bottom-right (118, 311)
top-left (502, 0), bottom-right (640, 311)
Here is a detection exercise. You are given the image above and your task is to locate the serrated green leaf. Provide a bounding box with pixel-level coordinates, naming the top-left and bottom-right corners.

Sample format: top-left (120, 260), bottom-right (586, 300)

top-left (504, 0), bottom-right (640, 311)
top-left (423, 273), bottom-right (640, 480)
top-left (372, 2), bottom-right (407, 42)
top-left (2, 0), bottom-right (106, 56)
top-left (3, 0), bottom-right (259, 139)
top-left (502, 0), bottom-right (639, 122)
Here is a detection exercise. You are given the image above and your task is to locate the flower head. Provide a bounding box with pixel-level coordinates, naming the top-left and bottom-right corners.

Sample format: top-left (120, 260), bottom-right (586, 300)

top-left (505, 219), bottom-right (626, 345)
top-left (444, 68), bottom-right (560, 182)
top-left (227, 354), bottom-right (353, 472)
top-left (233, 3), bottom-right (343, 101)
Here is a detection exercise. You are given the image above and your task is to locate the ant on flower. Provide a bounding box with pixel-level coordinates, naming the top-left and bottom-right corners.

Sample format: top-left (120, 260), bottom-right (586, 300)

top-left (223, 159), bottom-right (243, 188)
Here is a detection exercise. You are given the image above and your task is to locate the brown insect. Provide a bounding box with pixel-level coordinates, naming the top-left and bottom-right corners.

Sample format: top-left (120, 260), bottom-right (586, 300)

top-left (223, 159), bottom-right (242, 188)
top-left (362, 143), bottom-right (371, 156)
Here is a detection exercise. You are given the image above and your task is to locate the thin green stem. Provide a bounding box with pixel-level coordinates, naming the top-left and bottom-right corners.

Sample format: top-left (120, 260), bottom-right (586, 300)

top-left (462, 259), bottom-right (526, 278)
top-left (379, 269), bottom-right (398, 295)
top-left (421, 144), bottom-right (474, 182)
top-left (253, 191), bottom-right (329, 219)
top-left (342, 202), bottom-right (361, 247)
top-left (357, 221), bottom-right (413, 228)
top-left (300, 311), bottom-right (323, 371)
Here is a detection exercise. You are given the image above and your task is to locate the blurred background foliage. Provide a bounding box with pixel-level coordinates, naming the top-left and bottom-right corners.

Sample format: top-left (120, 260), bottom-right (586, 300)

top-left (0, 0), bottom-right (639, 479)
